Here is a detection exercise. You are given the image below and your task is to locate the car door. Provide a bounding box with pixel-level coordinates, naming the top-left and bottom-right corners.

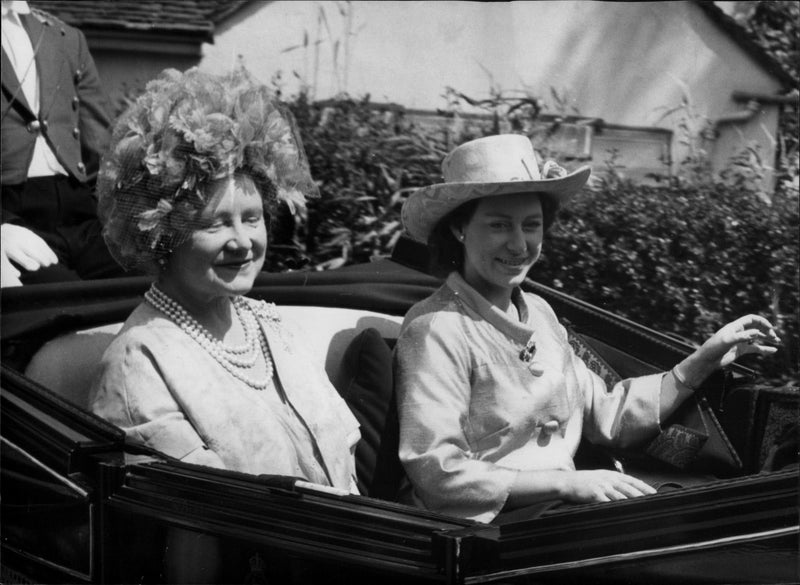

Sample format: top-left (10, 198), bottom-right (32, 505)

top-left (1, 365), bottom-right (123, 584)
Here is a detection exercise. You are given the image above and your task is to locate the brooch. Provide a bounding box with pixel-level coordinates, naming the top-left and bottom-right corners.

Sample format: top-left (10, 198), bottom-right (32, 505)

top-left (250, 300), bottom-right (292, 352)
top-left (251, 300), bottom-right (281, 324)
top-left (519, 339), bottom-right (537, 362)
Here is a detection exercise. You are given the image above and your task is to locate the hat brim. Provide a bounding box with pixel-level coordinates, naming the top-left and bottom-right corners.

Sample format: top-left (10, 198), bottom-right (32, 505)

top-left (401, 165), bottom-right (591, 243)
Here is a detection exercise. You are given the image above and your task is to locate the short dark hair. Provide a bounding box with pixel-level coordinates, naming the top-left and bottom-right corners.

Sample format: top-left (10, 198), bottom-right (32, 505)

top-left (427, 193), bottom-right (560, 278)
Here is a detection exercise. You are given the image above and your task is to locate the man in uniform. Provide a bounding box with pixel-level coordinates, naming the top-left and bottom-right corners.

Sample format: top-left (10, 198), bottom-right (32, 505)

top-left (1, 0), bottom-right (125, 285)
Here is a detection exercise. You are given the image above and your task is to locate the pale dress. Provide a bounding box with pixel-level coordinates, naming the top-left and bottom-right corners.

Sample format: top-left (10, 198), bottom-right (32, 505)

top-left (90, 297), bottom-right (360, 491)
top-left (395, 272), bottom-right (680, 522)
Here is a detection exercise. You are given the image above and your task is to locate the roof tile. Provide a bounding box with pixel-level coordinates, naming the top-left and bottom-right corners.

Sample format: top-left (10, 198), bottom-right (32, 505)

top-left (29, 0), bottom-right (220, 38)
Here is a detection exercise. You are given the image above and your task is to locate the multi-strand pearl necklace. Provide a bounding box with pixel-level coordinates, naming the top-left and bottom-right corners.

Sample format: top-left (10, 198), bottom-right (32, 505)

top-left (144, 284), bottom-right (274, 390)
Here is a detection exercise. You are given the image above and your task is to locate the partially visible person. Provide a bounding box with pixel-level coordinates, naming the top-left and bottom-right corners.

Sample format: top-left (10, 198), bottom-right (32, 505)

top-left (1, 0), bottom-right (125, 285)
top-left (395, 134), bottom-right (780, 523)
top-left (89, 67), bottom-right (360, 492)
top-left (1, 244), bottom-right (22, 286)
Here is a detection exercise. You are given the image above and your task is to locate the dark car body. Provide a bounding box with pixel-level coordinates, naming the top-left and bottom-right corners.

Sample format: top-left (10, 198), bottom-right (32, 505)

top-left (1, 250), bottom-right (797, 585)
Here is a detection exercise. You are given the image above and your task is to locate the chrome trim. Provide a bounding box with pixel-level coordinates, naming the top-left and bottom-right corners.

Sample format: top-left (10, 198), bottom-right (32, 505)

top-left (465, 526), bottom-right (800, 584)
top-left (1, 436), bottom-right (90, 498)
top-left (89, 503), bottom-right (95, 581)
top-left (0, 544), bottom-right (91, 583)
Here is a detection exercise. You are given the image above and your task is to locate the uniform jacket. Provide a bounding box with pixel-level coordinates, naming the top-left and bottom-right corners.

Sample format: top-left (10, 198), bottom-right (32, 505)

top-left (395, 272), bottom-right (672, 522)
top-left (1, 8), bottom-right (111, 187)
top-left (90, 298), bottom-right (361, 492)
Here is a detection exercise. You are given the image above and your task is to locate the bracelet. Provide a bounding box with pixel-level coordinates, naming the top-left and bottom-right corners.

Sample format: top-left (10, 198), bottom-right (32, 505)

top-left (671, 366), bottom-right (699, 392)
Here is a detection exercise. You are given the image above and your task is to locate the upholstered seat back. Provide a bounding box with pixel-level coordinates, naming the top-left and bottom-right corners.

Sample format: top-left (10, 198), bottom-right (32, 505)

top-left (25, 306), bottom-right (405, 499)
top-left (24, 305), bottom-right (403, 409)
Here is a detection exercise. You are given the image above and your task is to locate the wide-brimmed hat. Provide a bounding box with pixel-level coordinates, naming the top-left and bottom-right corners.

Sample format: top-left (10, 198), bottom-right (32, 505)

top-left (401, 134), bottom-right (591, 243)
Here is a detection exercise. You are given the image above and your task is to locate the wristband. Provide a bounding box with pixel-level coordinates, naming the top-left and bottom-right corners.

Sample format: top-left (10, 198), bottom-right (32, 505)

top-left (671, 366), bottom-right (699, 392)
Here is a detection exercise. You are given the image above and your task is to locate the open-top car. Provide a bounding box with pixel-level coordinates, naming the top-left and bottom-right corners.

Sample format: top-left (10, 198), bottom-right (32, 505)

top-left (2, 241), bottom-right (797, 585)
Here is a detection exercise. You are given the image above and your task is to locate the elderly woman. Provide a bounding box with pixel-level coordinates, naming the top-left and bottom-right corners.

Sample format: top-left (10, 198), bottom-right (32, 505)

top-left (90, 68), bottom-right (359, 492)
top-left (395, 134), bottom-right (780, 523)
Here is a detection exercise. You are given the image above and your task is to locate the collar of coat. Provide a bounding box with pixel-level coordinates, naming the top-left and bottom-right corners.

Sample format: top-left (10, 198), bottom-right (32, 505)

top-left (445, 271), bottom-right (536, 348)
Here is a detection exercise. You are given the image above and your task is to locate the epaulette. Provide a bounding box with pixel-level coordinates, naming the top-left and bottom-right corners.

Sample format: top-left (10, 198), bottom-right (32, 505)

top-left (29, 7), bottom-right (69, 29)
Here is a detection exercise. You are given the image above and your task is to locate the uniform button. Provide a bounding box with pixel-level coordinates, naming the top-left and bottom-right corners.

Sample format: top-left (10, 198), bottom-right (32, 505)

top-left (542, 420), bottom-right (560, 435)
top-left (72, 96), bottom-right (80, 110)
top-left (26, 120), bottom-right (41, 133)
top-left (41, 119), bottom-right (48, 130)
top-left (72, 127), bottom-right (80, 139)
top-left (77, 162), bottom-right (86, 174)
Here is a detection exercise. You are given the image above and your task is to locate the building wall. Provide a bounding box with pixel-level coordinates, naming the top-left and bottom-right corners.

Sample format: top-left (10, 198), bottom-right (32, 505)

top-left (200, 0), bottom-right (784, 181)
top-left (90, 50), bottom-right (198, 117)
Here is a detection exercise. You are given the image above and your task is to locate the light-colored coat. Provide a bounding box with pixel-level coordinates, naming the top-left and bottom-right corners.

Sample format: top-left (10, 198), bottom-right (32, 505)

top-left (90, 298), bottom-right (360, 491)
top-left (395, 273), bottom-right (669, 522)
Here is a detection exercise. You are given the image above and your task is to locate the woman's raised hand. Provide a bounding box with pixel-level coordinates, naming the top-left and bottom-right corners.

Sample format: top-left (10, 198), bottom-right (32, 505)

top-left (696, 315), bottom-right (780, 370)
top-left (672, 315), bottom-right (780, 391)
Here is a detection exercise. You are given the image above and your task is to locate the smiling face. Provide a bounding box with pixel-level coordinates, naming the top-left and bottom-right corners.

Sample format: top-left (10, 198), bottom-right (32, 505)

top-left (453, 192), bottom-right (544, 307)
top-left (159, 174), bottom-right (267, 310)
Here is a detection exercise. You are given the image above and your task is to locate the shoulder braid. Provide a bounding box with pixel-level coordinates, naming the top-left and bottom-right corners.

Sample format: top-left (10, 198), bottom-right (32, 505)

top-left (29, 7), bottom-right (68, 28)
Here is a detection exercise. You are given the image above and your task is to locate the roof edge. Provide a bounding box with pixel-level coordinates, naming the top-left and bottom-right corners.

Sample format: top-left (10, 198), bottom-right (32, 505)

top-left (84, 30), bottom-right (206, 57)
top-left (78, 22), bottom-right (213, 45)
top-left (206, 0), bottom-right (257, 25)
top-left (693, 1), bottom-right (796, 89)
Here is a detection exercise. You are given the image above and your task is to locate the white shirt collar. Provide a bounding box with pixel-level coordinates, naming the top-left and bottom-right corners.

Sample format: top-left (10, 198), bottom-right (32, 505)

top-left (1, 2), bottom-right (31, 18)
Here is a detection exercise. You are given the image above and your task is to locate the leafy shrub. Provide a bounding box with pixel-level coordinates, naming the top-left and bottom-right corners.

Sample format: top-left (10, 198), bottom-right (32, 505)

top-left (283, 95), bottom-right (449, 269)
top-left (535, 173), bottom-right (798, 383)
top-left (279, 93), bottom-right (797, 383)
top-left (110, 83), bottom-right (797, 383)
top-left (284, 92), bottom-right (582, 270)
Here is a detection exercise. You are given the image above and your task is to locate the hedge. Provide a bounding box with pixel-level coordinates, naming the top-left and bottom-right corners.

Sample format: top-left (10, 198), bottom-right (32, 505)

top-left (284, 96), bottom-right (798, 384)
top-left (110, 89), bottom-right (797, 383)
top-left (537, 176), bottom-right (798, 383)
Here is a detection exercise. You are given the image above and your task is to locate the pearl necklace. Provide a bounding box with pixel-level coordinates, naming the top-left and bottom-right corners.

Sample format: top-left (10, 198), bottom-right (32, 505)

top-left (147, 284), bottom-right (257, 366)
top-left (144, 284), bottom-right (274, 390)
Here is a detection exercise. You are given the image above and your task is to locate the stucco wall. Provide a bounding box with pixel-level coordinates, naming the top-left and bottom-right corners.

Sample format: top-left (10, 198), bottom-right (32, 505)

top-left (196, 1), bottom-right (785, 178)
